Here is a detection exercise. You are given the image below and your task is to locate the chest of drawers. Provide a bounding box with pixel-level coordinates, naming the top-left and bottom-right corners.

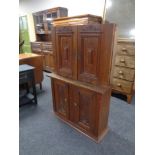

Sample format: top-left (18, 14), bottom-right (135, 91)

top-left (110, 38), bottom-right (135, 103)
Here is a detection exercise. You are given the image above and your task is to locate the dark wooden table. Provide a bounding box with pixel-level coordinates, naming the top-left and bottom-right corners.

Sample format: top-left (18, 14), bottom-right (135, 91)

top-left (19, 64), bottom-right (37, 106)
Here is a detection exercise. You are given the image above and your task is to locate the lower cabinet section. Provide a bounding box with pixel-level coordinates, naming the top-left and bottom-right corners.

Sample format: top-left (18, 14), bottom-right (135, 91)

top-left (51, 74), bottom-right (111, 142)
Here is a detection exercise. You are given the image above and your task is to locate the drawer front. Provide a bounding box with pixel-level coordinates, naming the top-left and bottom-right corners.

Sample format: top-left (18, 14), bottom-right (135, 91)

top-left (31, 42), bottom-right (41, 48)
top-left (115, 55), bottom-right (135, 68)
top-left (31, 42), bottom-right (42, 52)
top-left (19, 70), bottom-right (33, 84)
top-left (42, 43), bottom-right (52, 51)
top-left (113, 66), bottom-right (134, 81)
top-left (112, 78), bottom-right (133, 94)
top-left (117, 43), bottom-right (135, 56)
top-left (32, 47), bottom-right (42, 52)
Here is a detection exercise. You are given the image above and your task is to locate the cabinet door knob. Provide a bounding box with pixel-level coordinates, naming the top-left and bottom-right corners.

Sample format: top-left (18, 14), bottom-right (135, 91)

top-left (120, 59), bottom-right (125, 63)
top-left (122, 48), bottom-right (127, 51)
top-left (74, 102), bottom-right (77, 106)
top-left (118, 70), bottom-right (123, 74)
top-left (64, 98), bottom-right (67, 103)
top-left (117, 83), bottom-right (121, 87)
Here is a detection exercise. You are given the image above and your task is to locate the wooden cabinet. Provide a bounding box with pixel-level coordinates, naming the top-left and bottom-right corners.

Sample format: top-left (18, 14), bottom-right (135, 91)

top-left (43, 51), bottom-right (54, 72)
top-left (51, 15), bottom-right (115, 142)
top-left (110, 39), bottom-right (135, 103)
top-left (33, 7), bottom-right (68, 35)
top-left (31, 7), bottom-right (68, 72)
top-left (33, 11), bottom-right (45, 34)
top-left (31, 42), bottom-right (54, 72)
top-left (51, 74), bottom-right (111, 142)
top-left (42, 42), bottom-right (54, 72)
top-left (53, 24), bottom-right (116, 85)
top-left (31, 42), bottom-right (42, 55)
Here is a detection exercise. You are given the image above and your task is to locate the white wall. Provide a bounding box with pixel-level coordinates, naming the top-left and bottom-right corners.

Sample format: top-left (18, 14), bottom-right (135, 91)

top-left (19, 0), bottom-right (106, 17)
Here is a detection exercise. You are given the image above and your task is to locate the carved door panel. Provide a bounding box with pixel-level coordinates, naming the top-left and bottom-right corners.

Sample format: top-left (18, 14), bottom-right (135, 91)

top-left (53, 79), bottom-right (69, 119)
top-left (55, 26), bottom-right (77, 79)
top-left (70, 85), bottom-right (98, 135)
top-left (77, 25), bottom-right (102, 85)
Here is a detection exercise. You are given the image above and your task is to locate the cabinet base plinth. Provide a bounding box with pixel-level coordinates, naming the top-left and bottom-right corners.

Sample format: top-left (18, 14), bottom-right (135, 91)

top-left (54, 112), bottom-right (109, 143)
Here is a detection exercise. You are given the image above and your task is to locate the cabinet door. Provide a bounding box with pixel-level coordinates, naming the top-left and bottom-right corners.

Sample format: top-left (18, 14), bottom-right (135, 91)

top-left (33, 12), bottom-right (45, 34)
top-left (77, 25), bottom-right (102, 84)
top-left (70, 85), bottom-right (98, 135)
top-left (53, 79), bottom-right (69, 119)
top-left (55, 26), bottom-right (77, 79)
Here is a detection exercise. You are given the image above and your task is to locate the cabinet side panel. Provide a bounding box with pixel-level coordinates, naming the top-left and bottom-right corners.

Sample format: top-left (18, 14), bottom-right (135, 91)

top-left (100, 24), bottom-right (116, 85)
top-left (98, 87), bottom-right (111, 135)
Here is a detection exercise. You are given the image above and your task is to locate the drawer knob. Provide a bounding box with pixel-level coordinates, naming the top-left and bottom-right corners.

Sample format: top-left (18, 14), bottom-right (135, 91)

top-left (118, 70), bottom-right (123, 74)
top-left (74, 102), bottom-right (77, 106)
top-left (122, 48), bottom-right (127, 51)
top-left (117, 83), bottom-right (121, 87)
top-left (120, 59), bottom-right (125, 63)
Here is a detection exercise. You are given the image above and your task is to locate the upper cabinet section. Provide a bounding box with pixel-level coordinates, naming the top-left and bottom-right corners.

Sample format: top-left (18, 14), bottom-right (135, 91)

top-left (33, 7), bottom-right (68, 35)
top-left (105, 0), bottom-right (135, 39)
top-left (52, 16), bottom-right (116, 85)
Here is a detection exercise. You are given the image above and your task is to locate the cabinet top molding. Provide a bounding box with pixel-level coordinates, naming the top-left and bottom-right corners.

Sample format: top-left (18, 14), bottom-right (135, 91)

top-left (52, 14), bottom-right (103, 26)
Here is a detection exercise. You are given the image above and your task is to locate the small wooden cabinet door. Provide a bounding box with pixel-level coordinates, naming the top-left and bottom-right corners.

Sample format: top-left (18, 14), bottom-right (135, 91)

top-left (69, 85), bottom-right (98, 135)
top-left (54, 26), bottom-right (77, 79)
top-left (49, 52), bottom-right (55, 70)
top-left (44, 52), bottom-right (49, 68)
top-left (77, 25), bottom-right (102, 84)
top-left (53, 79), bottom-right (69, 119)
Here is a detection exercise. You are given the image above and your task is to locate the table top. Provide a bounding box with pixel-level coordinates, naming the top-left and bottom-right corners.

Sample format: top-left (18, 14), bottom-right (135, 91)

top-left (19, 64), bottom-right (35, 72)
top-left (19, 53), bottom-right (41, 60)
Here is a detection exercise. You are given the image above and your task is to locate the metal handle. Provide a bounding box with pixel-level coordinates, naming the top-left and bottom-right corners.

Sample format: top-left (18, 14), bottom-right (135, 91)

top-left (122, 48), bottom-right (127, 52)
top-left (118, 70), bottom-right (123, 74)
top-left (120, 59), bottom-right (125, 63)
top-left (117, 83), bottom-right (121, 87)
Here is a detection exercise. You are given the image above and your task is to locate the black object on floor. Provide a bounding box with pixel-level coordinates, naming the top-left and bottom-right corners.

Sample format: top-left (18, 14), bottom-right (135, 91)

top-left (19, 64), bottom-right (37, 106)
top-left (112, 92), bottom-right (127, 101)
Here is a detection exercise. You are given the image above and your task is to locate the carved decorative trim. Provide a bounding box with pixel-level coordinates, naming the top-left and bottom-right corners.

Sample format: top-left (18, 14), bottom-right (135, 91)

top-left (56, 26), bottom-right (73, 33)
top-left (80, 25), bottom-right (101, 32)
